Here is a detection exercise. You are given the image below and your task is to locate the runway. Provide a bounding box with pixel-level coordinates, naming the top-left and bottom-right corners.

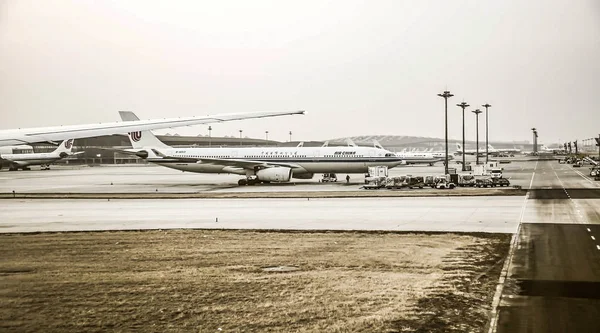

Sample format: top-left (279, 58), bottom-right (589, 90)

top-left (0, 196), bottom-right (522, 233)
top-left (494, 160), bottom-right (600, 333)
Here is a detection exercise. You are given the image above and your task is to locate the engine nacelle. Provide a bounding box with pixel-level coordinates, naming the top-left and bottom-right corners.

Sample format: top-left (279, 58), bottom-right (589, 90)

top-left (292, 173), bottom-right (314, 180)
top-left (256, 167), bottom-right (293, 182)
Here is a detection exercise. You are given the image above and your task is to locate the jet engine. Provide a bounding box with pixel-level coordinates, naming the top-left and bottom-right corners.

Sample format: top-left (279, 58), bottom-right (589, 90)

top-left (292, 173), bottom-right (314, 180)
top-left (256, 167), bottom-right (293, 182)
top-left (135, 150), bottom-right (149, 159)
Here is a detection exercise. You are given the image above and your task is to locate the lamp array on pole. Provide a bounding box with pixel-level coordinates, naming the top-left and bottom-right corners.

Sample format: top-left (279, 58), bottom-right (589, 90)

top-left (472, 109), bottom-right (483, 165)
top-left (482, 103), bottom-right (491, 163)
top-left (208, 125), bottom-right (212, 148)
top-left (456, 101), bottom-right (469, 171)
top-left (265, 131), bottom-right (269, 146)
top-left (437, 90), bottom-right (454, 175)
top-left (289, 131), bottom-right (292, 142)
top-left (239, 130), bottom-right (243, 146)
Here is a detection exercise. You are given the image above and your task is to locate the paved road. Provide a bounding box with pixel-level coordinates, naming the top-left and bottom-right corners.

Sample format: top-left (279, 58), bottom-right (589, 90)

top-left (495, 160), bottom-right (600, 333)
top-left (0, 196), bottom-right (522, 233)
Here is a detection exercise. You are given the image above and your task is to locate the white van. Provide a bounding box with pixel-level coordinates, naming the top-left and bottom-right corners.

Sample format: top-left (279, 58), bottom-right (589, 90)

top-left (490, 168), bottom-right (503, 179)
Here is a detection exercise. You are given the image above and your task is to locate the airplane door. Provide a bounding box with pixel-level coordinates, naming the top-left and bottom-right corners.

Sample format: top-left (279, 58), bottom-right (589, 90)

top-left (313, 150), bottom-right (319, 162)
top-left (231, 150), bottom-right (237, 158)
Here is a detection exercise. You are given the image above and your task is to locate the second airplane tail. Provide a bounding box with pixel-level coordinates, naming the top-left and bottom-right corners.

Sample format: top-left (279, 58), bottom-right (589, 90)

top-left (119, 111), bottom-right (171, 149)
top-left (53, 139), bottom-right (75, 157)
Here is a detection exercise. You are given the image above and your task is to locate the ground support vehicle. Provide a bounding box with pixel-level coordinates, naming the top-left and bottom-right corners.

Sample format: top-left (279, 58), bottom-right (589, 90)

top-left (475, 178), bottom-right (494, 188)
top-left (385, 176), bottom-right (407, 189)
top-left (435, 178), bottom-right (455, 189)
top-left (321, 173), bottom-right (337, 182)
top-left (424, 175), bottom-right (436, 188)
top-left (490, 168), bottom-right (503, 179)
top-left (362, 176), bottom-right (387, 189)
top-left (492, 178), bottom-right (510, 187)
top-left (458, 174), bottom-right (476, 187)
top-left (405, 176), bottom-right (425, 189)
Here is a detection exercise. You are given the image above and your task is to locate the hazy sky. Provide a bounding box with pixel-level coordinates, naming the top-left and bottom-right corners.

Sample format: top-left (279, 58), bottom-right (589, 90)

top-left (1, 0), bottom-right (599, 144)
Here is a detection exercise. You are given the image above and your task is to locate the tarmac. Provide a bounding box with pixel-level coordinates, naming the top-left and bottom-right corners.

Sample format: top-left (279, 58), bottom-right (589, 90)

top-left (3, 157), bottom-right (600, 331)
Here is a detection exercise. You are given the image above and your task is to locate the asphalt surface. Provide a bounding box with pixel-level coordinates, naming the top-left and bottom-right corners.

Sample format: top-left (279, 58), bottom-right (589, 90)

top-left (0, 156), bottom-right (538, 194)
top-left (495, 160), bottom-right (600, 333)
top-left (0, 196), bottom-right (522, 233)
top-left (3, 157), bottom-right (600, 331)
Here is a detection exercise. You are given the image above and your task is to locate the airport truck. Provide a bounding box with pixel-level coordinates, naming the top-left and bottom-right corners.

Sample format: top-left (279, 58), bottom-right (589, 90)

top-left (458, 174), bottom-right (476, 187)
top-left (404, 176), bottom-right (425, 189)
top-left (475, 178), bottom-right (494, 188)
top-left (385, 176), bottom-right (407, 189)
top-left (492, 178), bottom-right (511, 187)
top-left (434, 176), bottom-right (456, 189)
top-left (363, 176), bottom-right (387, 189)
top-left (424, 175), bottom-right (436, 188)
top-left (490, 168), bottom-right (503, 179)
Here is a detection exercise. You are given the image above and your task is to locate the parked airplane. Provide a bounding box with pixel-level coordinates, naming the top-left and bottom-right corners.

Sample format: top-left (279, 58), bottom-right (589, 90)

top-left (120, 112), bottom-right (404, 185)
top-left (0, 139), bottom-right (82, 171)
top-left (488, 144), bottom-right (521, 155)
top-left (455, 143), bottom-right (492, 156)
top-left (0, 110), bottom-right (304, 147)
top-left (394, 151), bottom-right (449, 166)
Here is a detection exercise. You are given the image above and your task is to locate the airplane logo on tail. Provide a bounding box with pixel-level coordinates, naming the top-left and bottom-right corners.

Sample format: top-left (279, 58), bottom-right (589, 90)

top-left (129, 131), bottom-right (142, 142)
top-left (64, 139), bottom-right (73, 149)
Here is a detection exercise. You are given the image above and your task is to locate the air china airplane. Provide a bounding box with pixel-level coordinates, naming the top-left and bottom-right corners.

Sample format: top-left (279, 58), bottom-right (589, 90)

top-left (394, 151), bottom-right (448, 166)
top-left (120, 112), bottom-right (404, 185)
top-left (0, 110), bottom-right (304, 147)
top-left (488, 144), bottom-right (521, 154)
top-left (0, 139), bottom-right (82, 171)
top-left (455, 143), bottom-right (495, 156)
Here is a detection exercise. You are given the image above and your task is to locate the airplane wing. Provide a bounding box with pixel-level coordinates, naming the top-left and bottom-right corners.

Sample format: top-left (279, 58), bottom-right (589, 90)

top-left (0, 110), bottom-right (305, 146)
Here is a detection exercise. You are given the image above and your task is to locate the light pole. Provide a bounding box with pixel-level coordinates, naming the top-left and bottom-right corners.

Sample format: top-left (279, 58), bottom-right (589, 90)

top-left (208, 125), bottom-right (212, 147)
top-left (482, 103), bottom-right (491, 163)
top-left (457, 101), bottom-right (470, 171)
top-left (531, 128), bottom-right (537, 154)
top-left (438, 90), bottom-right (454, 174)
top-left (472, 109), bottom-right (483, 165)
top-left (265, 131), bottom-right (269, 145)
top-left (239, 130), bottom-right (243, 146)
top-left (289, 131), bottom-right (292, 142)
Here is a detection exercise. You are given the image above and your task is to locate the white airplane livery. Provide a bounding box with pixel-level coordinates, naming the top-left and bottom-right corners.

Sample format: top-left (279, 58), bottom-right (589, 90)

top-left (394, 151), bottom-right (448, 166)
top-left (0, 139), bottom-right (82, 171)
top-left (455, 143), bottom-right (521, 156)
top-left (120, 112), bottom-right (404, 185)
top-left (0, 110), bottom-right (304, 147)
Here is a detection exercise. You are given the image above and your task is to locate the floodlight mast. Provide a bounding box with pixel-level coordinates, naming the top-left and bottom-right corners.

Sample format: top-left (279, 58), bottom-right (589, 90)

top-left (438, 90), bottom-right (454, 174)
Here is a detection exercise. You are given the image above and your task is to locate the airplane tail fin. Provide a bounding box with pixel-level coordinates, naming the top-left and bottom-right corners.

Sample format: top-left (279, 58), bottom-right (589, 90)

top-left (372, 139), bottom-right (383, 149)
top-left (119, 111), bottom-right (170, 149)
top-left (488, 144), bottom-right (495, 150)
top-left (53, 139), bottom-right (75, 157)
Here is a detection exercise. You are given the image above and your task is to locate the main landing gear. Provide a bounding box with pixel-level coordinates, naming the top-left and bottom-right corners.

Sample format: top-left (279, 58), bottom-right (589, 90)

top-left (238, 176), bottom-right (270, 186)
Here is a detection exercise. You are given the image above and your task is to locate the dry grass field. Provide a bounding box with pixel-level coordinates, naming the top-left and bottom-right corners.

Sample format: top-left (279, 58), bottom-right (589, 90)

top-left (0, 230), bottom-right (510, 332)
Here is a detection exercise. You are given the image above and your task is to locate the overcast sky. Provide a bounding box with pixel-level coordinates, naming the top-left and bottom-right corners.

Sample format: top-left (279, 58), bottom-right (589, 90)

top-left (1, 0), bottom-right (599, 144)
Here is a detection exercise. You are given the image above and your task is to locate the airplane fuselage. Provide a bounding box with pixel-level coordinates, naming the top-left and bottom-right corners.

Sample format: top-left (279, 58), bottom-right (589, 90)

top-left (148, 146), bottom-right (404, 175)
top-left (0, 152), bottom-right (63, 167)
